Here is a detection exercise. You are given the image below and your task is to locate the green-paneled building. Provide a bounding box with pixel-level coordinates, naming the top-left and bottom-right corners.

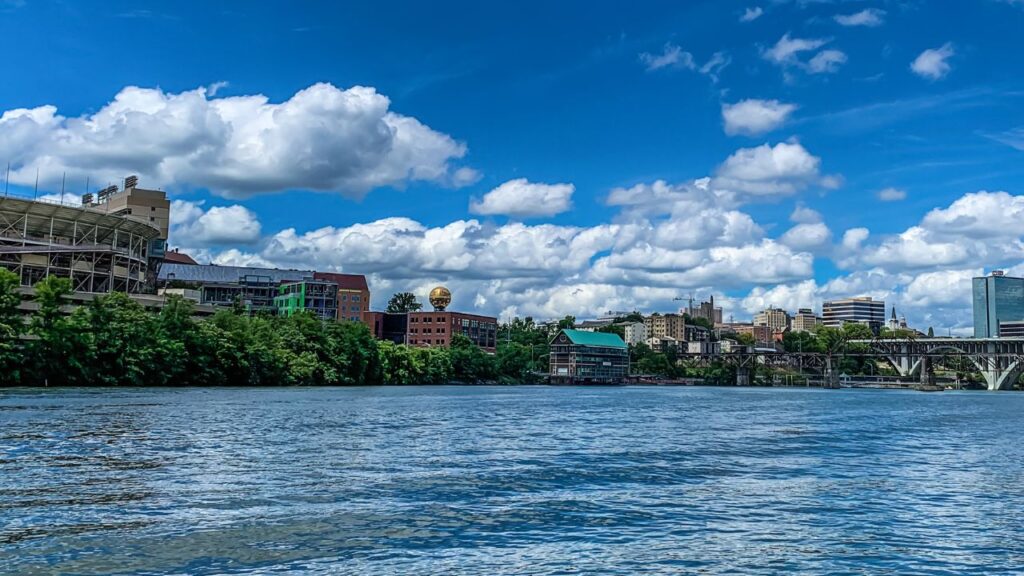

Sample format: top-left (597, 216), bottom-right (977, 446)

top-left (274, 280), bottom-right (339, 321)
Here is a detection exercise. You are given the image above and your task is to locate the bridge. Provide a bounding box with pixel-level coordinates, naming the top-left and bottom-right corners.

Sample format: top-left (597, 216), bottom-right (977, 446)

top-left (677, 338), bottom-right (1024, 390)
top-left (852, 338), bottom-right (1024, 391)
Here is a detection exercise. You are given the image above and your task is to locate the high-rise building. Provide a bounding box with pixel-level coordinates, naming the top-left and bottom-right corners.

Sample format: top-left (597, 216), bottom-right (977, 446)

top-left (688, 296), bottom-right (723, 325)
top-left (973, 271), bottom-right (1024, 338)
top-left (753, 307), bottom-right (790, 331)
top-left (822, 297), bottom-right (885, 334)
top-left (791, 308), bottom-right (821, 333)
top-left (644, 313), bottom-right (687, 341)
top-left (623, 322), bottom-right (647, 346)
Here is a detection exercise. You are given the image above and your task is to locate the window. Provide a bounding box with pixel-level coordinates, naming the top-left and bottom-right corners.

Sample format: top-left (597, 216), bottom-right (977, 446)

top-left (353, 295), bottom-right (360, 302)
top-left (462, 319), bottom-right (470, 327)
top-left (151, 206), bottom-right (156, 211)
top-left (341, 295), bottom-right (347, 301)
top-left (149, 216), bottom-right (155, 222)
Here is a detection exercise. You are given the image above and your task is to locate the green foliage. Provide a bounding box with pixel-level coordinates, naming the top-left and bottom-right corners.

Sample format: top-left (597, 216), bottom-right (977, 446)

top-left (386, 292), bottom-right (422, 313)
top-left (596, 324), bottom-right (625, 339)
top-left (733, 332), bottom-right (756, 347)
top-left (3, 283), bottom-right (548, 387)
top-left (0, 268), bottom-right (24, 385)
top-left (556, 315), bottom-right (576, 330)
top-left (683, 314), bottom-right (714, 331)
top-left (617, 312), bottom-right (644, 323)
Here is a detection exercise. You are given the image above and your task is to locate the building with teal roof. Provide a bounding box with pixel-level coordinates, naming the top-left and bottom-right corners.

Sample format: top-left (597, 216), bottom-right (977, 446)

top-left (548, 329), bottom-right (629, 384)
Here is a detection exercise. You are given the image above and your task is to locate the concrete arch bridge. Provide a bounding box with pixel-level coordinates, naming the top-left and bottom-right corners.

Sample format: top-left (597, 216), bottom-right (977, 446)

top-left (851, 338), bottom-right (1024, 391)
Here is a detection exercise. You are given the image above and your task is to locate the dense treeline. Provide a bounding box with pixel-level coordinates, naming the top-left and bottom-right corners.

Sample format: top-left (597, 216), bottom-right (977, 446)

top-left (0, 271), bottom-right (537, 387)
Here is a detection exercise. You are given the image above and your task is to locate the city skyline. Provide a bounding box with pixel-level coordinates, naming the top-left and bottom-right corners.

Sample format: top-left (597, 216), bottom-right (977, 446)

top-left (2, 1), bottom-right (1024, 333)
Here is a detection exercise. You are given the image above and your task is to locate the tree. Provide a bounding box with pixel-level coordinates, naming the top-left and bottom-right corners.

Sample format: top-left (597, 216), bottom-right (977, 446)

top-left (0, 268), bottom-right (24, 385)
top-left (386, 292), bottom-right (422, 313)
top-left (449, 334), bottom-right (496, 383)
top-left (28, 276), bottom-right (88, 386)
top-left (557, 315), bottom-right (576, 330)
top-left (683, 314), bottom-right (714, 331)
top-left (734, 332), bottom-right (756, 347)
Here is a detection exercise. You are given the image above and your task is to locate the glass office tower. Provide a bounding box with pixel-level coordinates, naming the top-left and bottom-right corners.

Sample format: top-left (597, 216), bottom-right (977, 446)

top-left (973, 272), bottom-right (1024, 338)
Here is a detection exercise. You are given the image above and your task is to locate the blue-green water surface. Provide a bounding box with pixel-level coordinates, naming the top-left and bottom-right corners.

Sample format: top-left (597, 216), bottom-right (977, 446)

top-left (2, 386), bottom-right (1023, 574)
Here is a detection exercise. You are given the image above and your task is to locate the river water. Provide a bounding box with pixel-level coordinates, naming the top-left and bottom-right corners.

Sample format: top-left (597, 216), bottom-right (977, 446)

top-left (2, 386), bottom-right (1023, 575)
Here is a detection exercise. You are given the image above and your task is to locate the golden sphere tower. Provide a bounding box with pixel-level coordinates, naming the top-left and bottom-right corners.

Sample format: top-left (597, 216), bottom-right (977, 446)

top-left (429, 286), bottom-right (452, 311)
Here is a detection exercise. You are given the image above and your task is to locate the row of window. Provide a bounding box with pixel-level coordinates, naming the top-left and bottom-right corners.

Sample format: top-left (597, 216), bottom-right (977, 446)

top-left (410, 327), bottom-right (447, 334)
top-left (410, 316), bottom-right (449, 323)
top-left (340, 294), bottom-right (361, 302)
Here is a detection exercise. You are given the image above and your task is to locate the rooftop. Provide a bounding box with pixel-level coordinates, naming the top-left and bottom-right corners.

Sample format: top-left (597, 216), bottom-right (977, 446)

top-left (557, 329), bottom-right (627, 349)
top-left (159, 262), bottom-right (315, 284)
top-left (313, 271), bottom-right (369, 291)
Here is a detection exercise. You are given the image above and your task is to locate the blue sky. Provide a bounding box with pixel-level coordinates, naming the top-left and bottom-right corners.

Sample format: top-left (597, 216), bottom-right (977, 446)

top-left (2, 0), bottom-right (1024, 331)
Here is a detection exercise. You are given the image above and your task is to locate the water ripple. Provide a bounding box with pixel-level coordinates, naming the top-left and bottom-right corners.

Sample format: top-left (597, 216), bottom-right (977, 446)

top-left (1, 386), bottom-right (1023, 574)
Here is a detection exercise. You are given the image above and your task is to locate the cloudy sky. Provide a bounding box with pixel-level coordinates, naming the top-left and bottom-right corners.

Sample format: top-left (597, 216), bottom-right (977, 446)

top-left (2, 0), bottom-right (1023, 332)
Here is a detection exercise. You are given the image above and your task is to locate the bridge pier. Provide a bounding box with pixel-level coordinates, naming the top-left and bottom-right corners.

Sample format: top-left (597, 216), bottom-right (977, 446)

top-left (977, 356), bottom-right (1023, 391)
top-left (736, 367), bottom-right (751, 387)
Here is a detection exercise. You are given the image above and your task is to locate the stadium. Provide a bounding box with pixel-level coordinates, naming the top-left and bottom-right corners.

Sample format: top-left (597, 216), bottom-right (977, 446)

top-left (0, 180), bottom-right (169, 294)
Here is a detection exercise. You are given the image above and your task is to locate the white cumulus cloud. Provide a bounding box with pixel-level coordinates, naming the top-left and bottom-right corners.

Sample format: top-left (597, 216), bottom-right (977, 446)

top-left (722, 99), bottom-right (798, 136)
top-left (806, 49), bottom-right (848, 74)
top-left (712, 141), bottom-right (825, 199)
top-left (469, 179), bottom-right (575, 219)
top-left (170, 200), bottom-right (262, 246)
top-left (911, 43), bottom-right (955, 80)
top-left (0, 83), bottom-right (474, 199)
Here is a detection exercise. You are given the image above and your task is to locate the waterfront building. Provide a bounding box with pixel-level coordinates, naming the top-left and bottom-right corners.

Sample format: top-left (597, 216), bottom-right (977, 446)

top-left (406, 311), bottom-right (498, 351)
top-left (685, 324), bottom-right (711, 342)
top-left (314, 272), bottom-right (371, 323)
top-left (791, 308), bottom-right (821, 333)
top-left (973, 271), bottom-right (1024, 338)
top-left (646, 335), bottom-right (679, 353)
top-left (822, 296), bottom-right (885, 334)
top-left (274, 280), bottom-right (339, 320)
top-left (753, 307), bottom-right (791, 332)
top-left (549, 329), bottom-right (629, 383)
top-left (644, 313), bottom-right (687, 341)
top-left (366, 312), bottom-right (409, 344)
top-left (159, 263), bottom-right (315, 312)
top-left (687, 341), bottom-right (721, 354)
top-left (623, 321), bottom-right (647, 346)
top-left (374, 286), bottom-right (498, 352)
top-left (0, 184), bottom-right (165, 293)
